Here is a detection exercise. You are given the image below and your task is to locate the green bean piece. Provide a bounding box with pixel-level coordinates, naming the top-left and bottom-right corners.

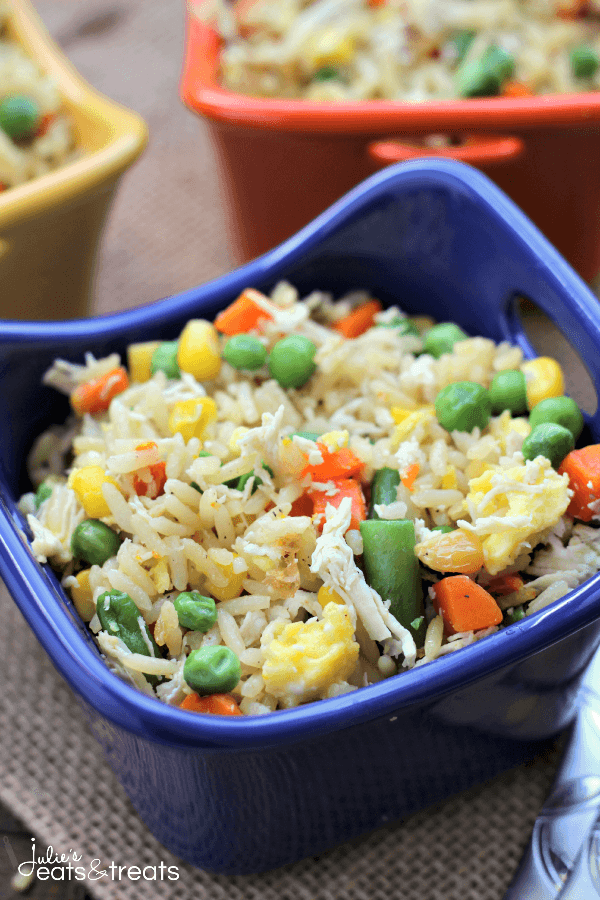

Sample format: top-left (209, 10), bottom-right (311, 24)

top-left (571, 46), bottom-right (600, 79)
top-left (174, 591), bottom-right (217, 632)
top-left (313, 65), bottom-right (339, 81)
top-left (456, 44), bottom-right (515, 97)
top-left (376, 316), bottom-right (420, 337)
top-left (528, 396), bottom-right (584, 442)
top-left (451, 30), bottom-right (476, 65)
top-left (522, 423), bottom-right (574, 470)
top-left (422, 322), bottom-right (468, 359)
top-left (96, 590), bottom-right (162, 685)
top-left (183, 645), bottom-right (241, 695)
top-left (268, 335), bottom-right (317, 388)
top-left (71, 519), bottom-right (121, 566)
top-left (435, 381), bottom-right (492, 433)
top-left (34, 482), bottom-right (53, 509)
top-left (0, 95), bottom-right (40, 140)
top-left (150, 341), bottom-right (180, 379)
top-left (368, 467), bottom-right (401, 519)
top-left (432, 525), bottom-right (454, 534)
top-left (190, 481), bottom-right (202, 493)
top-left (359, 518), bottom-right (425, 644)
top-left (223, 334), bottom-right (267, 370)
top-left (488, 370), bottom-right (528, 416)
top-left (236, 463), bottom-right (274, 493)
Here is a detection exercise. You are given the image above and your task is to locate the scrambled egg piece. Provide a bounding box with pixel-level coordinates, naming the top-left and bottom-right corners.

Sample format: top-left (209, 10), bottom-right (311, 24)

top-left (465, 458), bottom-right (571, 575)
top-left (261, 602), bottom-right (359, 705)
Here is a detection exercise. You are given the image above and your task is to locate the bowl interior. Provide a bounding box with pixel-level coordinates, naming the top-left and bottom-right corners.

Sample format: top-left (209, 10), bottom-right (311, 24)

top-left (2, 159), bottom-right (600, 745)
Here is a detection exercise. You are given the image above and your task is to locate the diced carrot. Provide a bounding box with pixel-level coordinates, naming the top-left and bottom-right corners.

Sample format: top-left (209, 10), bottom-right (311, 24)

top-left (302, 444), bottom-right (364, 481)
top-left (368, 0), bottom-right (387, 7)
top-left (35, 113), bottom-right (54, 137)
top-left (432, 574), bottom-right (503, 635)
top-left (502, 81), bottom-right (533, 98)
top-left (401, 462), bottom-right (420, 491)
top-left (70, 367), bottom-right (129, 416)
top-left (213, 288), bottom-right (274, 335)
top-left (333, 300), bottom-right (383, 338)
top-left (312, 478), bottom-right (366, 532)
top-left (289, 492), bottom-right (314, 517)
top-left (132, 441), bottom-right (167, 498)
top-left (180, 692), bottom-right (242, 716)
top-left (486, 574), bottom-right (524, 596)
top-left (558, 445), bottom-right (600, 522)
top-left (556, 0), bottom-right (589, 18)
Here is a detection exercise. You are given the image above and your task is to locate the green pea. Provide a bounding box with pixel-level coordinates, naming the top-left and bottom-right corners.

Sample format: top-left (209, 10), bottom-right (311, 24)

top-left (174, 591), bottom-right (217, 632)
top-left (34, 482), bottom-right (53, 509)
top-left (183, 645), bottom-right (241, 695)
top-left (0, 95), bottom-right (40, 141)
top-left (488, 370), bottom-right (528, 416)
top-left (223, 334), bottom-right (267, 370)
top-left (150, 341), bottom-right (180, 379)
top-left (422, 322), bottom-right (468, 359)
top-left (376, 316), bottom-right (420, 337)
top-left (96, 590), bottom-right (161, 685)
top-left (291, 430), bottom-right (321, 441)
top-left (435, 381), bottom-right (492, 433)
top-left (505, 606), bottom-right (525, 625)
top-left (456, 44), bottom-right (514, 97)
top-left (571, 46), bottom-right (599, 79)
top-left (432, 525), bottom-right (454, 534)
top-left (451, 30), bottom-right (476, 66)
top-left (313, 66), bottom-right (339, 81)
top-left (268, 335), bottom-right (317, 389)
top-left (529, 396), bottom-right (584, 442)
top-left (522, 423), bottom-right (574, 470)
top-left (71, 519), bottom-right (121, 566)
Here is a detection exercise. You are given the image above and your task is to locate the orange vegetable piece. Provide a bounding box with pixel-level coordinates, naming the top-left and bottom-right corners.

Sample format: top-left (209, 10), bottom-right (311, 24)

top-left (486, 574), bottom-right (524, 596)
top-left (213, 288), bottom-right (274, 335)
top-left (302, 444), bottom-right (364, 481)
top-left (312, 478), bottom-right (366, 532)
top-left (502, 81), bottom-right (533, 98)
top-left (556, 0), bottom-right (588, 19)
top-left (432, 575), bottom-right (503, 635)
top-left (132, 441), bottom-right (167, 498)
top-left (289, 493), bottom-right (314, 517)
top-left (558, 445), bottom-right (600, 522)
top-left (401, 462), bottom-right (420, 491)
top-left (180, 692), bottom-right (242, 715)
top-left (333, 300), bottom-right (383, 338)
top-left (70, 367), bottom-right (129, 416)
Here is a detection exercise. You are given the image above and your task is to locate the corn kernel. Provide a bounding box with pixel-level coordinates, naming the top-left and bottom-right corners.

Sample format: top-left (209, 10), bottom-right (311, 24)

top-left (168, 397), bottom-right (218, 442)
top-left (318, 430), bottom-right (349, 451)
top-left (522, 357), bottom-right (564, 409)
top-left (68, 466), bottom-right (120, 518)
top-left (71, 569), bottom-right (95, 622)
top-left (304, 27), bottom-right (356, 66)
top-left (204, 554), bottom-right (246, 601)
top-left (317, 585), bottom-right (345, 607)
top-left (228, 426), bottom-right (250, 455)
top-left (441, 466), bottom-right (458, 490)
top-left (177, 319), bottom-right (222, 382)
top-left (127, 341), bottom-right (161, 383)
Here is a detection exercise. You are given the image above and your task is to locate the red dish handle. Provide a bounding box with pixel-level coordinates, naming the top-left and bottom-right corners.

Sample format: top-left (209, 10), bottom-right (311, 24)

top-left (367, 134), bottom-right (525, 169)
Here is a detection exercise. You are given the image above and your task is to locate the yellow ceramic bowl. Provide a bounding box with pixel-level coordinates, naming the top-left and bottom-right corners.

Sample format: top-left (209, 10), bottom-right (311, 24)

top-left (0, 0), bottom-right (148, 320)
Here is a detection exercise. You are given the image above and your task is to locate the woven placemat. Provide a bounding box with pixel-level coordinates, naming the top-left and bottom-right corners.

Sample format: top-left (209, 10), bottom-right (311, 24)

top-left (0, 0), bottom-right (572, 896)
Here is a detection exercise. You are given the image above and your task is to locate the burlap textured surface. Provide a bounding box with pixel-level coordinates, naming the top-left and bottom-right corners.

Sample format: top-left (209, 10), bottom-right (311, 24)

top-left (0, 0), bottom-right (570, 897)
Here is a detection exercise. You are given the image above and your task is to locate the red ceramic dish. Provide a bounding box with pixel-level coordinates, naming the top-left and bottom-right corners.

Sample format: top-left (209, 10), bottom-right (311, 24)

top-left (181, 10), bottom-right (600, 279)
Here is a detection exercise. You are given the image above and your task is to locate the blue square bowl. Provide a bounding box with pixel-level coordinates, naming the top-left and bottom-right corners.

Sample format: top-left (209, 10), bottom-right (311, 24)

top-left (2, 159), bottom-right (600, 874)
